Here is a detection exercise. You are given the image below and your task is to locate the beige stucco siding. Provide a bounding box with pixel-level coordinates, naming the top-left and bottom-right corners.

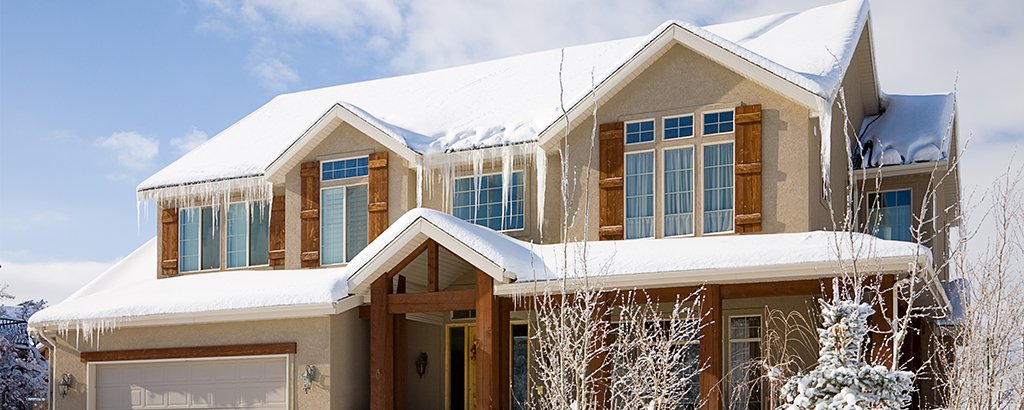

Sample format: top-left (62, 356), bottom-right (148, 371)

top-left (330, 309), bottom-right (370, 409)
top-left (545, 43), bottom-right (815, 243)
top-left (283, 122), bottom-right (417, 269)
top-left (47, 317), bottom-right (335, 410)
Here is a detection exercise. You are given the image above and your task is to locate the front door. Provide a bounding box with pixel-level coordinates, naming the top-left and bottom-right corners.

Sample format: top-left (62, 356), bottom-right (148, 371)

top-left (447, 324), bottom-right (477, 410)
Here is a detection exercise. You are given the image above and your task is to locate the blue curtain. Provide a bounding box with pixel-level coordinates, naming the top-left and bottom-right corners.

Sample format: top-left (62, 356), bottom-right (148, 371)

top-left (625, 152), bottom-right (654, 239)
top-left (226, 203), bottom-right (248, 268)
top-left (178, 208), bottom-right (200, 272)
top-left (200, 206), bottom-right (220, 270)
top-left (345, 185), bottom-right (369, 262)
top-left (249, 202), bottom-right (270, 266)
top-left (664, 147), bottom-right (694, 236)
top-left (703, 143), bottom-right (734, 234)
top-left (321, 187), bottom-right (346, 265)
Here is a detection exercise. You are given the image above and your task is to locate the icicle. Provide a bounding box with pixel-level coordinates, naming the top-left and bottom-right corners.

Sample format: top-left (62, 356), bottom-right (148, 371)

top-left (501, 145), bottom-right (513, 225)
top-left (136, 175), bottom-right (273, 211)
top-left (534, 144), bottom-right (547, 239)
top-left (415, 164), bottom-right (423, 207)
top-left (816, 96), bottom-right (835, 200)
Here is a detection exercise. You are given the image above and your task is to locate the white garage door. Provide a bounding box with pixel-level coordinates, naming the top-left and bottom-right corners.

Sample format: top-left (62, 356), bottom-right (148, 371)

top-left (95, 357), bottom-right (288, 410)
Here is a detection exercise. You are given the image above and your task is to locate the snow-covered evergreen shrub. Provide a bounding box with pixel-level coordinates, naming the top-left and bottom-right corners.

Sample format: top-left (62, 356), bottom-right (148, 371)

top-left (779, 300), bottom-right (913, 410)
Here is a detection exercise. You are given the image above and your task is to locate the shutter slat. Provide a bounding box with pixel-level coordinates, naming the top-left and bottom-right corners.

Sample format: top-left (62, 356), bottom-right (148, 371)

top-left (734, 104), bottom-right (763, 233)
top-left (599, 122), bottom-right (625, 240)
top-left (160, 208), bottom-right (179, 276)
top-left (300, 161), bottom-right (321, 268)
top-left (368, 151), bottom-right (389, 242)
top-left (268, 195), bottom-right (286, 267)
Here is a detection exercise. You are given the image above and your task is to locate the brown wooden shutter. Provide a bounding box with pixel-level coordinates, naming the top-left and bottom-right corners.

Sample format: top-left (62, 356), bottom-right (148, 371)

top-left (734, 104), bottom-right (763, 233)
top-left (300, 161), bottom-right (321, 267)
top-left (598, 122), bottom-right (625, 240)
top-left (367, 151), bottom-right (389, 241)
top-left (160, 208), bottom-right (179, 276)
top-left (268, 195), bottom-right (286, 267)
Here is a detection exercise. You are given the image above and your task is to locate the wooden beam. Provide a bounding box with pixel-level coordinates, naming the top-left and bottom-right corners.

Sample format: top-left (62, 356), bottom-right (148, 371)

top-left (80, 343), bottom-right (296, 363)
top-left (394, 276), bottom-right (406, 410)
top-left (427, 240), bottom-right (439, 292)
top-left (387, 289), bottom-right (477, 314)
top-left (370, 275), bottom-right (394, 410)
top-left (476, 270), bottom-right (499, 410)
top-left (871, 274), bottom-right (896, 367)
top-left (498, 298), bottom-right (512, 410)
top-left (720, 279), bottom-right (826, 299)
top-left (698, 284), bottom-right (722, 410)
top-left (385, 241), bottom-right (430, 280)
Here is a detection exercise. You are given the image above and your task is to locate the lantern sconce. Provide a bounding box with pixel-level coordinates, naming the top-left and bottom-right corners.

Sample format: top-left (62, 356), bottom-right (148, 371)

top-left (415, 352), bottom-right (428, 378)
top-left (58, 373), bottom-right (75, 398)
top-left (301, 365), bottom-right (318, 393)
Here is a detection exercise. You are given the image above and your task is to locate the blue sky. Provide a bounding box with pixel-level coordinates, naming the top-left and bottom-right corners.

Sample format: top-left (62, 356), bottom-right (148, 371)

top-left (2, 0), bottom-right (1022, 303)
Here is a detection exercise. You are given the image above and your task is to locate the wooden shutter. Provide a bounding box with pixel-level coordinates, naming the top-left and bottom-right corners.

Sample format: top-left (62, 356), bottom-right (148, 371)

top-left (300, 161), bottom-right (321, 268)
top-left (160, 208), bottom-right (178, 276)
top-left (734, 104), bottom-right (763, 233)
top-left (368, 151), bottom-right (389, 241)
top-left (598, 122), bottom-right (625, 240)
top-left (268, 195), bottom-right (286, 267)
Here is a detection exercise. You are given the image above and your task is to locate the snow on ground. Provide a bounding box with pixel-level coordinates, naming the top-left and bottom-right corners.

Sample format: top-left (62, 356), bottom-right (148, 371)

top-left (857, 93), bottom-right (956, 168)
top-left (138, 0), bottom-right (869, 197)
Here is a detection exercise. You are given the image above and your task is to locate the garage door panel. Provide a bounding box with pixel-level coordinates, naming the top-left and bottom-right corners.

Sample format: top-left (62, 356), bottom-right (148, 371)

top-left (95, 357), bottom-right (287, 410)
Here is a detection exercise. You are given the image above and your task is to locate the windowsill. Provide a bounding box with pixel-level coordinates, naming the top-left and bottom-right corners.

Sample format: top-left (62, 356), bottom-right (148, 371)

top-left (701, 131), bottom-right (735, 137)
top-left (701, 230), bottom-right (735, 236)
top-left (224, 264), bottom-right (271, 271)
top-left (663, 233), bottom-right (696, 239)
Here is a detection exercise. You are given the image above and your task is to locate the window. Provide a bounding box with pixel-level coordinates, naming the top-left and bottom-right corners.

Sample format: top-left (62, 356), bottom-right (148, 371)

top-left (728, 316), bottom-right (763, 410)
top-left (321, 185), bottom-right (368, 265)
top-left (703, 143), bottom-right (734, 234)
top-left (453, 172), bottom-right (525, 231)
top-left (625, 152), bottom-right (655, 239)
top-left (322, 157), bottom-right (368, 181)
top-left (664, 147), bottom-right (695, 236)
top-left (625, 119), bottom-right (655, 144)
top-left (179, 206), bottom-right (220, 272)
top-left (226, 202), bottom-right (270, 268)
top-left (868, 189), bottom-right (912, 241)
top-left (664, 115), bottom-right (694, 140)
top-left (703, 110), bottom-right (734, 135)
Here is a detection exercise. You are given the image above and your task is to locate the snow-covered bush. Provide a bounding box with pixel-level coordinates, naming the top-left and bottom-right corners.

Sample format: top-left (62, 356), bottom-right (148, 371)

top-left (779, 299), bottom-right (913, 410)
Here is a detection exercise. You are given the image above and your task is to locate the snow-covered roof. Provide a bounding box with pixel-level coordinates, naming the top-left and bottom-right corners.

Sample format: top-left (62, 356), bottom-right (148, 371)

top-left (856, 93), bottom-right (956, 168)
top-left (139, 0), bottom-right (869, 194)
top-left (29, 238), bottom-right (350, 335)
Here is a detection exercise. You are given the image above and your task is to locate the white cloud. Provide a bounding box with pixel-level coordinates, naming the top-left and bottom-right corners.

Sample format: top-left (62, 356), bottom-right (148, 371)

top-left (95, 131), bottom-right (160, 170)
top-left (249, 57), bottom-right (300, 90)
top-left (0, 259), bottom-right (114, 304)
top-left (170, 128), bottom-right (209, 154)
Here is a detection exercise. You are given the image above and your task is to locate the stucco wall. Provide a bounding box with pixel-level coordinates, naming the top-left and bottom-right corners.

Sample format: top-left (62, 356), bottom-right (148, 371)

top-left (47, 317), bottom-right (334, 410)
top-left (330, 309), bottom-right (370, 409)
top-left (402, 320), bottom-right (446, 408)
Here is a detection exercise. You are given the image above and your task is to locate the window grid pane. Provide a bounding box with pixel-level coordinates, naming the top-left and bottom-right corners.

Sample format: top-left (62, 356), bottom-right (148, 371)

top-left (226, 203), bottom-right (247, 268)
top-left (703, 111), bottom-right (735, 135)
top-left (345, 185), bottom-right (369, 262)
top-left (452, 172), bottom-right (525, 231)
top-left (625, 152), bottom-right (655, 239)
top-left (321, 157), bottom-right (369, 181)
top-left (249, 202), bottom-right (270, 266)
top-left (179, 208), bottom-right (200, 273)
top-left (200, 207), bottom-right (220, 270)
top-left (321, 187), bottom-right (346, 265)
top-left (625, 120), bottom-right (655, 144)
top-left (729, 316), bottom-right (763, 410)
top-left (868, 190), bottom-right (912, 241)
top-left (664, 115), bottom-right (694, 140)
top-left (664, 147), bottom-right (694, 236)
top-left (704, 143), bottom-right (734, 234)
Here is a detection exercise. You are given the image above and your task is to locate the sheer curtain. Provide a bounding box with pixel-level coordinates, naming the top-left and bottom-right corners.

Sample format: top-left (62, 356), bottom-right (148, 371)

top-left (249, 202), bottom-right (270, 266)
top-left (703, 143), bottom-right (734, 234)
top-left (625, 152), bottom-right (654, 239)
top-left (345, 185), bottom-right (369, 262)
top-left (320, 187), bottom-right (346, 265)
top-left (226, 203), bottom-right (248, 268)
top-left (178, 208), bottom-right (200, 272)
top-left (664, 147), bottom-right (694, 236)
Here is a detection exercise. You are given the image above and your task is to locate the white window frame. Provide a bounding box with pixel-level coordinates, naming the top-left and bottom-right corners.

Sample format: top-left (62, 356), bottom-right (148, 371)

top-left (726, 314), bottom-right (764, 410)
top-left (661, 145), bottom-right (696, 238)
top-left (450, 170), bottom-right (527, 233)
top-left (320, 183), bottom-right (368, 266)
top-left (320, 155), bottom-right (369, 182)
top-left (225, 201), bottom-right (271, 270)
top-left (700, 108), bottom-right (736, 137)
top-left (700, 140), bottom-right (736, 236)
top-left (663, 113), bottom-right (696, 140)
top-left (624, 149), bottom-right (656, 240)
top-left (624, 118), bottom-right (657, 145)
top-left (865, 187), bottom-right (914, 240)
top-left (178, 205), bottom-right (219, 273)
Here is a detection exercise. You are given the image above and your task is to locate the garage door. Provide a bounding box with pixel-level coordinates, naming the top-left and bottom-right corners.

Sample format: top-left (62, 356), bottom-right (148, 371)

top-left (95, 357), bottom-right (287, 410)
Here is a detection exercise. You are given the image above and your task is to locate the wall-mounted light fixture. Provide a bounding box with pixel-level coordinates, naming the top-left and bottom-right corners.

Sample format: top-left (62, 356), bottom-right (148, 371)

top-left (58, 374), bottom-right (75, 398)
top-left (415, 352), bottom-right (428, 378)
top-left (301, 365), bottom-right (318, 393)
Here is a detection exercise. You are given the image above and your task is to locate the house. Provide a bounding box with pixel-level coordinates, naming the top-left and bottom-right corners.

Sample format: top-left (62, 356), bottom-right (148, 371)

top-left (29, 0), bottom-right (960, 409)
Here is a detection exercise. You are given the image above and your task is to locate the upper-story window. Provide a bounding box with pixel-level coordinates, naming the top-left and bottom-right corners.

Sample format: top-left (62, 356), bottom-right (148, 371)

top-left (868, 189), bottom-right (912, 241)
top-left (664, 147), bottom-right (694, 236)
top-left (663, 115), bottom-right (694, 140)
top-left (703, 142), bottom-right (735, 234)
top-left (625, 151), bottom-right (655, 239)
top-left (321, 156), bottom-right (369, 265)
top-left (702, 110), bottom-right (734, 136)
top-left (179, 206), bottom-right (220, 272)
top-left (226, 202), bottom-right (270, 268)
top-left (453, 172), bottom-right (525, 231)
top-left (625, 119), bottom-right (655, 144)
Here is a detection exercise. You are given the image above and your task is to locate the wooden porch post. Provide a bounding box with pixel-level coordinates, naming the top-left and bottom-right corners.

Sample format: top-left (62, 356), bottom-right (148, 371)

top-left (871, 275), bottom-right (896, 367)
top-left (370, 275), bottom-right (395, 410)
top-left (476, 270), bottom-right (500, 409)
top-left (394, 275), bottom-right (407, 410)
top-left (498, 298), bottom-right (512, 410)
top-left (699, 284), bottom-right (722, 410)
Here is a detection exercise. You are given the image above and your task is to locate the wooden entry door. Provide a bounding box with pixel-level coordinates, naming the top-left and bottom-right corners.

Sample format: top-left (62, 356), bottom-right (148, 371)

top-left (447, 324), bottom-right (477, 410)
